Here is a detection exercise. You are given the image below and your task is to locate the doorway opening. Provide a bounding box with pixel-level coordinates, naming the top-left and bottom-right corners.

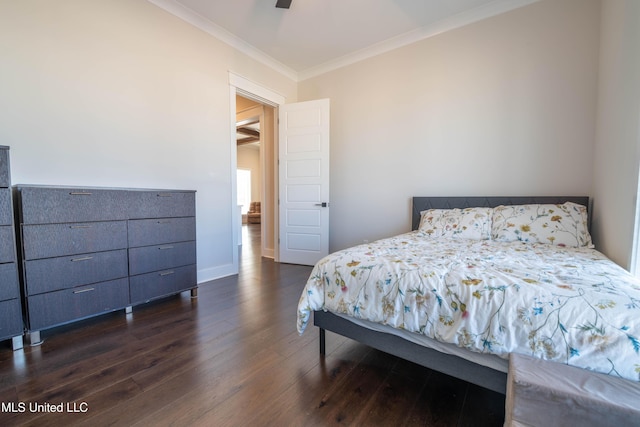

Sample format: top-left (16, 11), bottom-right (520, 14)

top-left (228, 72), bottom-right (285, 275)
top-left (235, 94), bottom-right (276, 264)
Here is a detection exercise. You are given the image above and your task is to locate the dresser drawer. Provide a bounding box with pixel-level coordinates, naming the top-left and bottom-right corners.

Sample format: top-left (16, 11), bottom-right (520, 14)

top-left (0, 226), bottom-right (15, 264)
top-left (0, 189), bottom-right (11, 225)
top-left (18, 187), bottom-right (129, 224)
top-left (25, 249), bottom-right (128, 296)
top-left (0, 263), bottom-right (19, 301)
top-left (27, 278), bottom-right (130, 331)
top-left (22, 220), bottom-right (127, 260)
top-left (130, 264), bottom-right (196, 304)
top-left (128, 217), bottom-right (196, 248)
top-left (129, 241), bottom-right (196, 276)
top-left (0, 149), bottom-right (8, 188)
top-left (128, 191), bottom-right (195, 219)
top-left (0, 299), bottom-right (22, 339)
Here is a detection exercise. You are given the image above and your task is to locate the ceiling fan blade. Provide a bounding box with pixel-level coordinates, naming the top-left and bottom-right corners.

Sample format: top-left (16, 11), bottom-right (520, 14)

top-left (275, 0), bottom-right (292, 9)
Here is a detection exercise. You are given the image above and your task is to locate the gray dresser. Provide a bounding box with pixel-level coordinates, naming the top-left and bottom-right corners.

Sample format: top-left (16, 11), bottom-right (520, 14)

top-left (14, 185), bottom-right (197, 343)
top-left (0, 146), bottom-right (24, 350)
top-left (128, 190), bottom-right (197, 304)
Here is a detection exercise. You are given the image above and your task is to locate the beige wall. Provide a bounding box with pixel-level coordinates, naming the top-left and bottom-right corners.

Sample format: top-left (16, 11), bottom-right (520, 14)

top-left (0, 0), bottom-right (297, 281)
top-left (592, 0), bottom-right (640, 269)
top-left (299, 0), bottom-right (601, 252)
top-left (2, 0), bottom-right (637, 273)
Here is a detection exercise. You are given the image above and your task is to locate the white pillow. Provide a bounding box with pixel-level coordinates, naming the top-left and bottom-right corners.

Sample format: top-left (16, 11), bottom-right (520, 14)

top-left (491, 202), bottom-right (593, 248)
top-left (419, 207), bottom-right (492, 240)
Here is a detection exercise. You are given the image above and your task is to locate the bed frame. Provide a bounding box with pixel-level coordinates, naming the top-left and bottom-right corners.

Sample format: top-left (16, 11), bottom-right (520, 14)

top-left (314, 196), bottom-right (590, 395)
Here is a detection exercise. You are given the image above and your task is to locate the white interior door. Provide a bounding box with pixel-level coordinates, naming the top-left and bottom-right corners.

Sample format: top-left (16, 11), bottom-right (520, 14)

top-left (278, 99), bottom-right (330, 265)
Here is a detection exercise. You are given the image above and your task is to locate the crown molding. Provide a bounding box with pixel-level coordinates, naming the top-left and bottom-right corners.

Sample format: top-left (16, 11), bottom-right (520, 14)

top-left (147, 0), bottom-right (299, 82)
top-left (148, 0), bottom-right (539, 83)
top-left (298, 0), bottom-right (540, 81)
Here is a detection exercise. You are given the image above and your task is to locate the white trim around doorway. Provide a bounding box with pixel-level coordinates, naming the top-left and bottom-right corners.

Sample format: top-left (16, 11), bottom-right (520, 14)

top-left (228, 72), bottom-right (286, 274)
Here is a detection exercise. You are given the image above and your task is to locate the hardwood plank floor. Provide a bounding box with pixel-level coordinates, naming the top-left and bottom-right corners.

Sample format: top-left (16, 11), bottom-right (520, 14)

top-left (0, 224), bottom-right (505, 426)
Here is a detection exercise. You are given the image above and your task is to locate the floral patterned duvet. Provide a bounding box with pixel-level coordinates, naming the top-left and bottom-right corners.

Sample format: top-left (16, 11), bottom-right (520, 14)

top-left (297, 231), bottom-right (640, 382)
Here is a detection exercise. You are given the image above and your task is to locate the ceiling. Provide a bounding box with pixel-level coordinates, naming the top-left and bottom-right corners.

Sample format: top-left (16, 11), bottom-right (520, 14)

top-left (236, 117), bottom-right (260, 148)
top-left (149, 0), bottom-right (538, 81)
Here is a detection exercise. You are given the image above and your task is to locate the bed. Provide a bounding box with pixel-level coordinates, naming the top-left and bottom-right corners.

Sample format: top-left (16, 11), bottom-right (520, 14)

top-left (296, 197), bottom-right (640, 394)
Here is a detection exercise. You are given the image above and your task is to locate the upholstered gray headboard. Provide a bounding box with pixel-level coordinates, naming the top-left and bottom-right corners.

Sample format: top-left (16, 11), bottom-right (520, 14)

top-left (411, 196), bottom-right (591, 231)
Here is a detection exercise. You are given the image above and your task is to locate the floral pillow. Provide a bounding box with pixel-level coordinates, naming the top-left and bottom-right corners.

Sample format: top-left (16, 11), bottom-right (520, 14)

top-left (419, 207), bottom-right (492, 240)
top-left (491, 202), bottom-right (593, 247)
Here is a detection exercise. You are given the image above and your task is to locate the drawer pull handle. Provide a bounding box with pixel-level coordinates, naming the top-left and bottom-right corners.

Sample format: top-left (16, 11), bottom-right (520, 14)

top-left (70, 225), bottom-right (92, 229)
top-left (71, 256), bottom-right (93, 262)
top-left (158, 245), bottom-right (174, 250)
top-left (69, 192), bottom-right (92, 196)
top-left (157, 193), bottom-right (173, 197)
top-left (160, 271), bottom-right (175, 276)
top-left (157, 220), bottom-right (171, 224)
top-left (73, 287), bottom-right (95, 294)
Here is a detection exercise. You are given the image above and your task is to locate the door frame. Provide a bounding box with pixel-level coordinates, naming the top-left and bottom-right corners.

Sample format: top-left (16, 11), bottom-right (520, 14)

top-left (229, 72), bottom-right (285, 273)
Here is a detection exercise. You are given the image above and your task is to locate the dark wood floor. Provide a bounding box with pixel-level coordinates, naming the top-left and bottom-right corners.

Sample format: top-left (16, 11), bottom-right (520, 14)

top-left (0, 224), bottom-right (505, 426)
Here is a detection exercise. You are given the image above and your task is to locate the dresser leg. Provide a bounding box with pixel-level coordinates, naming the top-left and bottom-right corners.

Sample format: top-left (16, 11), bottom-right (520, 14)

top-left (190, 287), bottom-right (198, 298)
top-left (28, 331), bottom-right (43, 346)
top-left (125, 306), bottom-right (132, 314)
top-left (12, 335), bottom-right (24, 351)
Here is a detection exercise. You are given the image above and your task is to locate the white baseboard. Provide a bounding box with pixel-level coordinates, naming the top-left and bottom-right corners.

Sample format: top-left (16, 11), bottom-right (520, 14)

top-left (197, 263), bottom-right (237, 284)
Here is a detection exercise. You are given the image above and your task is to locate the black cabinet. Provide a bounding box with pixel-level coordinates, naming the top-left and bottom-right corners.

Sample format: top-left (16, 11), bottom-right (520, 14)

top-left (14, 185), bottom-right (197, 343)
top-left (0, 146), bottom-right (23, 350)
